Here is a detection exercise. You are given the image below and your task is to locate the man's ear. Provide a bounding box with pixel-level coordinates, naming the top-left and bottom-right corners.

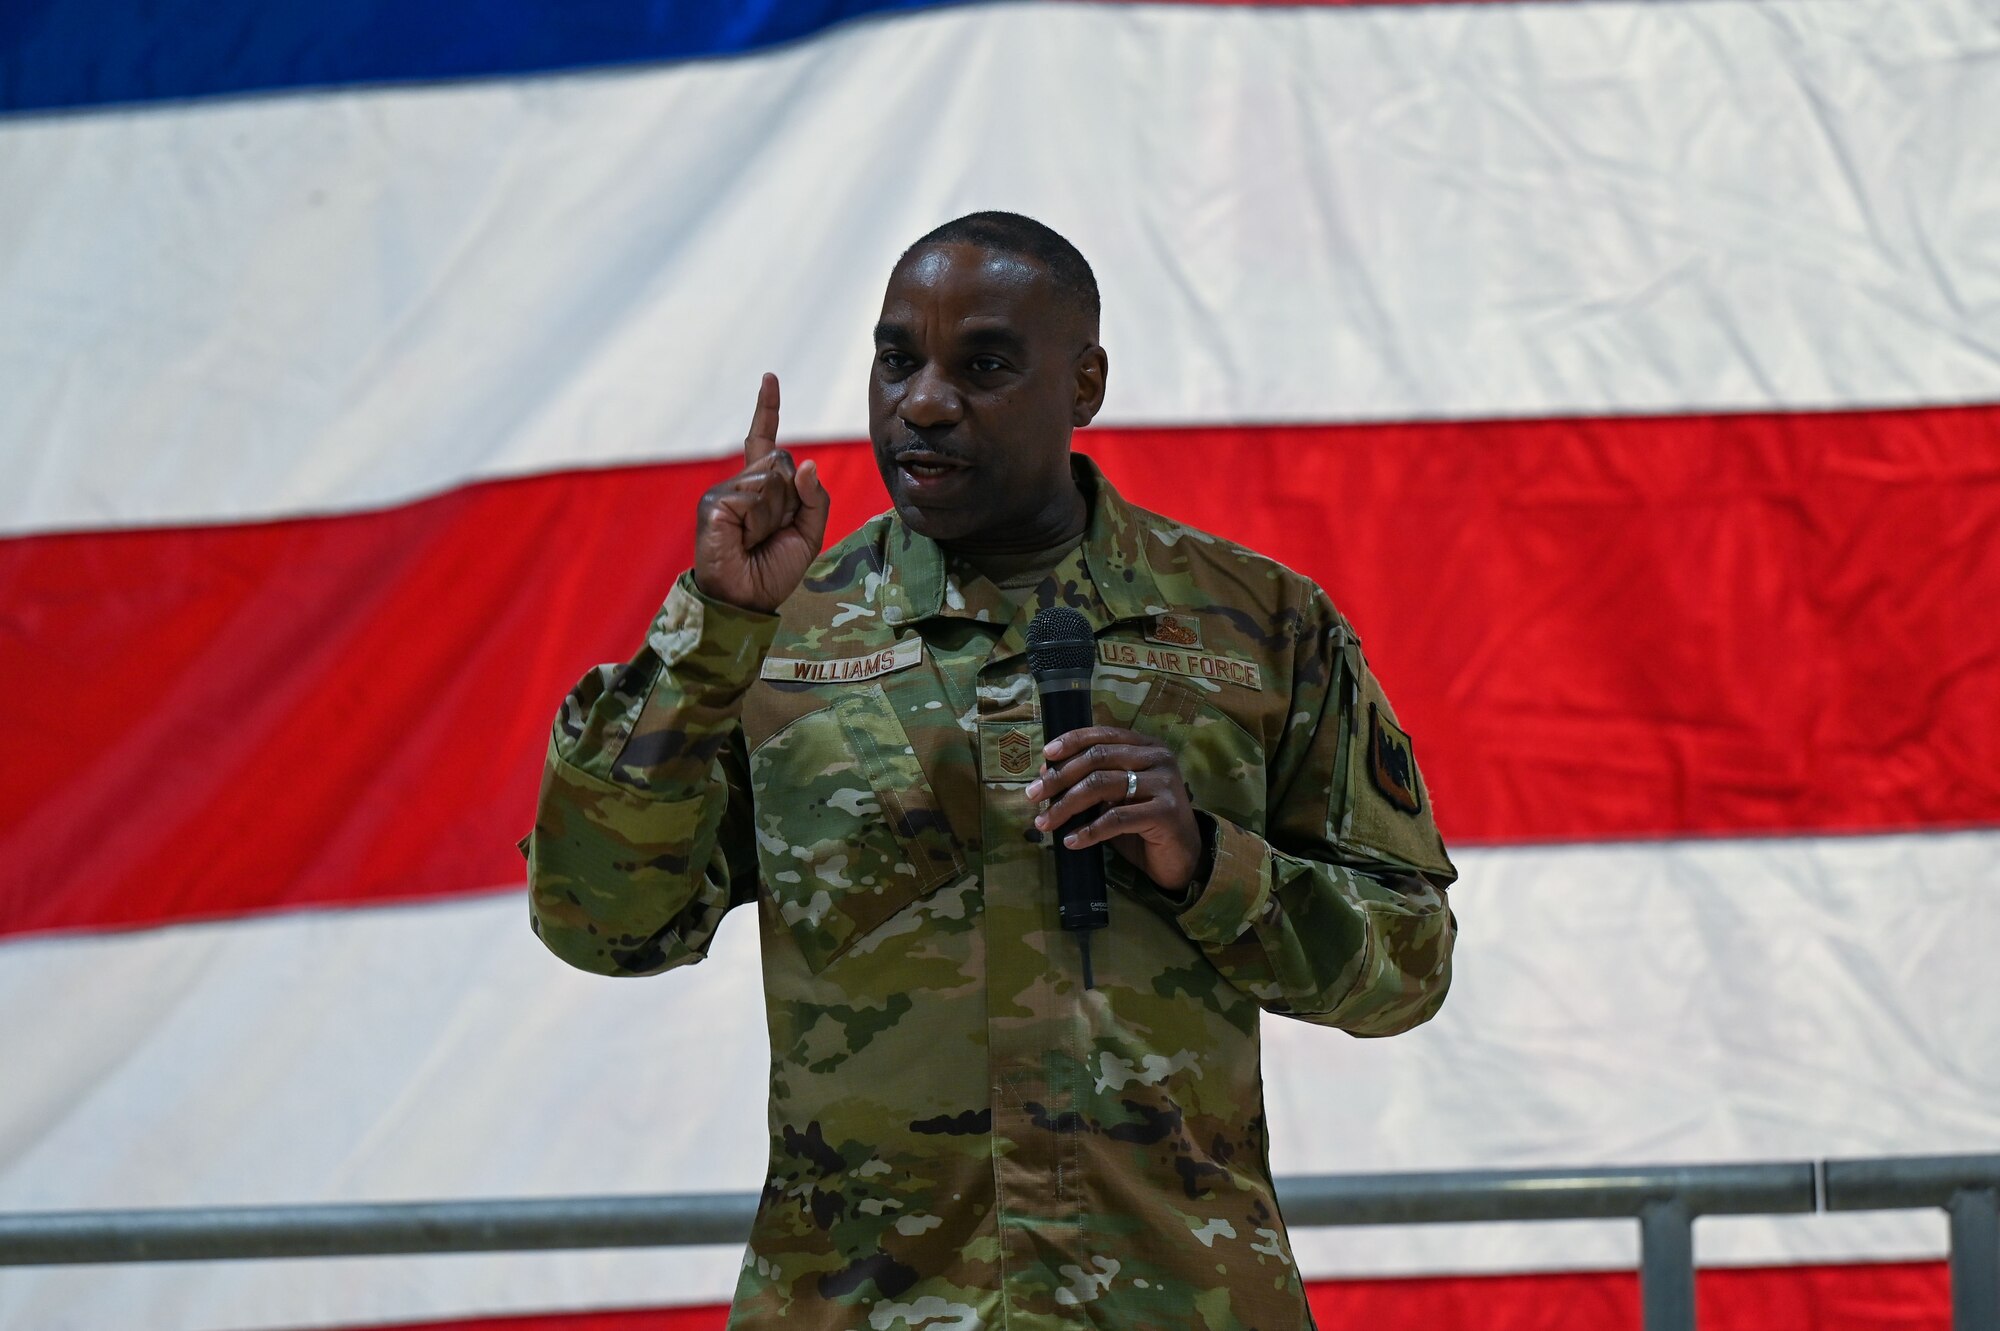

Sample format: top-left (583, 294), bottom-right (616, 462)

top-left (1071, 345), bottom-right (1108, 427)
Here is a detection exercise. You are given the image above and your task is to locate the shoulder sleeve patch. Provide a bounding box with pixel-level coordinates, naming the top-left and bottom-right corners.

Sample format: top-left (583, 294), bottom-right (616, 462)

top-left (1334, 640), bottom-right (1457, 883)
top-left (1368, 703), bottom-right (1423, 815)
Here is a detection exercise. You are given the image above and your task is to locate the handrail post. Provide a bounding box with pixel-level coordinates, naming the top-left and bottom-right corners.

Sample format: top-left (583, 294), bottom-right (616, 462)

top-left (1639, 1197), bottom-right (1695, 1331)
top-left (1950, 1185), bottom-right (1999, 1331)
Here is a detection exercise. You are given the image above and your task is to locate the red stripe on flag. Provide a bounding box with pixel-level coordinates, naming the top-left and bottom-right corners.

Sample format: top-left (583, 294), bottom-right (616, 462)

top-left (3, 405), bottom-right (1996, 936)
top-left (309, 1262), bottom-right (1952, 1331)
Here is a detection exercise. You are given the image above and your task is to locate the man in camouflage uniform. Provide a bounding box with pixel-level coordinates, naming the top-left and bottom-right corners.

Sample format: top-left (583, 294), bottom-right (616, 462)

top-left (525, 213), bottom-right (1457, 1329)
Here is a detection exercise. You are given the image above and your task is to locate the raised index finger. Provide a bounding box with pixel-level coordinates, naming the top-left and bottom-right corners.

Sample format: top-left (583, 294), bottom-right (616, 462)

top-left (744, 372), bottom-right (780, 465)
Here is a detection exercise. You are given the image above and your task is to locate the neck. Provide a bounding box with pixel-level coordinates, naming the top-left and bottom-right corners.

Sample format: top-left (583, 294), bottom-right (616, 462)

top-left (944, 482), bottom-right (1089, 578)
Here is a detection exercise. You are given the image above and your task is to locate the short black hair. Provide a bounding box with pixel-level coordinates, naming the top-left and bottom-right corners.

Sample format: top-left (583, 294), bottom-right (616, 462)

top-left (902, 211), bottom-right (1101, 328)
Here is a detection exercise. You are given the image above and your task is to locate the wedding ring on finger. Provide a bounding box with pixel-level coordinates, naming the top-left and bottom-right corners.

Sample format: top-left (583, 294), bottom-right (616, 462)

top-left (1124, 770), bottom-right (1140, 802)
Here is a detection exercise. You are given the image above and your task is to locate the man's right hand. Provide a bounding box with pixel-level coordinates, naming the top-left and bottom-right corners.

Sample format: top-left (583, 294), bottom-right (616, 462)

top-left (693, 373), bottom-right (831, 614)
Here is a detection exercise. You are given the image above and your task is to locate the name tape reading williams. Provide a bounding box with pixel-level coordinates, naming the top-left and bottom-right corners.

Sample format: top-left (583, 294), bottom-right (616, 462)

top-left (761, 636), bottom-right (1260, 691)
top-left (761, 636), bottom-right (924, 684)
top-left (1098, 639), bottom-right (1262, 691)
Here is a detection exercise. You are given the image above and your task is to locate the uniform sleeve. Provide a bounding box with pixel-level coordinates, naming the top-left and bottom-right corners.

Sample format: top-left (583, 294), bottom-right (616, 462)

top-left (1164, 590), bottom-right (1457, 1036)
top-left (524, 571), bottom-right (778, 977)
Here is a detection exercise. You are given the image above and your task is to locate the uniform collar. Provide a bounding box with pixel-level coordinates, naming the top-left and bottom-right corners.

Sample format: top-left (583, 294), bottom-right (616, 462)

top-left (876, 453), bottom-right (1168, 635)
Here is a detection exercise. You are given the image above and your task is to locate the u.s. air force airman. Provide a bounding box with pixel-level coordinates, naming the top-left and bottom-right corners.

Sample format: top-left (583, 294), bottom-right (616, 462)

top-left (525, 212), bottom-right (1457, 1330)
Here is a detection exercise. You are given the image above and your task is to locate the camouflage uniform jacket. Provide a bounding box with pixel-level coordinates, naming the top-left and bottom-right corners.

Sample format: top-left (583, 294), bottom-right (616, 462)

top-left (526, 457), bottom-right (1457, 1330)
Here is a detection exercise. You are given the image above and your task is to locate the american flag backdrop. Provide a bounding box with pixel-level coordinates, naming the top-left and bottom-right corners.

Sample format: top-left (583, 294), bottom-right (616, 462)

top-left (2, 1), bottom-right (1998, 1328)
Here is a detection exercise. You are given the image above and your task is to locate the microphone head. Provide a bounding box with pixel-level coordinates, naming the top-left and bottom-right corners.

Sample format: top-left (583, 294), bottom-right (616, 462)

top-left (1026, 607), bottom-right (1095, 677)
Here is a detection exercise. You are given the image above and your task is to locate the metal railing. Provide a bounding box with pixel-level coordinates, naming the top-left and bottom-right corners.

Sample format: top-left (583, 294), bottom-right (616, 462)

top-left (1825, 1155), bottom-right (2000, 1331)
top-left (1280, 1160), bottom-right (1817, 1330)
top-left (1, 1153), bottom-right (1993, 1330)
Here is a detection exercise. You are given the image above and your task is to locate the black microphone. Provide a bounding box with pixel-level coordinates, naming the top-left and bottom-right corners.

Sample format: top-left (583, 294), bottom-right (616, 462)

top-left (1026, 607), bottom-right (1110, 986)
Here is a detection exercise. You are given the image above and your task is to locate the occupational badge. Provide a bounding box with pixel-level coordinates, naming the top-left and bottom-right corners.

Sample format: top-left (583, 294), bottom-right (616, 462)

top-left (1146, 613), bottom-right (1203, 649)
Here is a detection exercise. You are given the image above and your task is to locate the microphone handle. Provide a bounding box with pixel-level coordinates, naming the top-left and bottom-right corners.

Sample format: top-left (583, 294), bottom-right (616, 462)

top-left (1037, 672), bottom-right (1110, 933)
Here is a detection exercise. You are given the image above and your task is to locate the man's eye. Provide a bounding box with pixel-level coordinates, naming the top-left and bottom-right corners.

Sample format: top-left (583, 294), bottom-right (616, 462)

top-left (878, 350), bottom-right (915, 371)
top-left (970, 355), bottom-right (1008, 373)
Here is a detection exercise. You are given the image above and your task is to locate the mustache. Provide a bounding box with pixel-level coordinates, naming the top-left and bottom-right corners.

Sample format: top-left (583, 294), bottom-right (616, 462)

top-left (887, 431), bottom-right (972, 465)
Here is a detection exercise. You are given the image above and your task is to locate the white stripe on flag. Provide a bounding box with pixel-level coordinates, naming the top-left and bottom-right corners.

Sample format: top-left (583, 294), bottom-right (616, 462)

top-left (3, 829), bottom-right (1993, 1329)
top-left (2, 0), bottom-right (1997, 534)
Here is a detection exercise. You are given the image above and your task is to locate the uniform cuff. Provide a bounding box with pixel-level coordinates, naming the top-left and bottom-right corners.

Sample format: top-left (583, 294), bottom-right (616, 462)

top-left (653, 570), bottom-right (783, 696)
top-left (1173, 813), bottom-right (1274, 945)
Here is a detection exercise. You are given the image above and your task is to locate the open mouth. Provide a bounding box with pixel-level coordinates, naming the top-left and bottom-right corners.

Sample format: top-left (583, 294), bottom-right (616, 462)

top-left (895, 451), bottom-right (969, 483)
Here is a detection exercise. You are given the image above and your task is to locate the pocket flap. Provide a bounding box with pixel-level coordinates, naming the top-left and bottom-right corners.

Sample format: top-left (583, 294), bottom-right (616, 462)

top-left (751, 683), bottom-right (966, 973)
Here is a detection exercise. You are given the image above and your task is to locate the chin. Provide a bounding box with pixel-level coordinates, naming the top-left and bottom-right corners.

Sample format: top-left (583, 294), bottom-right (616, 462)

top-left (889, 495), bottom-right (972, 542)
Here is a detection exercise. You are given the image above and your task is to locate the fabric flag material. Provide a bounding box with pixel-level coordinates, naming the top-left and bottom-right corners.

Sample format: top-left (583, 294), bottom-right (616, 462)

top-left (2, 0), bottom-right (1997, 1328)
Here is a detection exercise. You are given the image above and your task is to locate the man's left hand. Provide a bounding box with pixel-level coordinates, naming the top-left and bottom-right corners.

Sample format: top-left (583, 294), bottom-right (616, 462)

top-left (1026, 726), bottom-right (1204, 895)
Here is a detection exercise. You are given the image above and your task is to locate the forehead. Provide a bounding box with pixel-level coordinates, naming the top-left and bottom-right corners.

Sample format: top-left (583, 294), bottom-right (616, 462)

top-left (879, 243), bottom-right (1061, 333)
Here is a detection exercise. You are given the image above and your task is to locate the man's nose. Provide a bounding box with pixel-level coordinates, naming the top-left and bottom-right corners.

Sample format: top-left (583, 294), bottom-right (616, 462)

top-left (898, 364), bottom-right (963, 430)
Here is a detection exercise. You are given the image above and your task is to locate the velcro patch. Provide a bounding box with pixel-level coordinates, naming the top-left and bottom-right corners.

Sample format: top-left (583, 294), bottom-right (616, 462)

top-left (980, 721), bottom-right (1043, 784)
top-left (761, 636), bottom-right (923, 684)
top-left (1146, 612), bottom-right (1203, 649)
top-left (1368, 703), bottom-right (1422, 815)
top-left (1098, 639), bottom-right (1262, 691)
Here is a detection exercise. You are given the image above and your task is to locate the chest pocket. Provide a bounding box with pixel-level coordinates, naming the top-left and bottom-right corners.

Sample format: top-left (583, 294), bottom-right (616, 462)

top-left (1093, 663), bottom-right (1269, 836)
top-left (748, 682), bottom-right (966, 974)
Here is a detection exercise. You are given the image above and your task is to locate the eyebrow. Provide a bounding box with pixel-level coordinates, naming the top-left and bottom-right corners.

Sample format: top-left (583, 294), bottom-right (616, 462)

top-left (873, 320), bottom-right (1031, 358)
top-left (959, 326), bottom-right (1029, 357)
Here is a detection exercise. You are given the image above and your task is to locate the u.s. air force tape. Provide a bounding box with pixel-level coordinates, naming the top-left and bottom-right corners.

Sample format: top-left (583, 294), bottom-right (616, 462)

top-left (1097, 639), bottom-right (1262, 691)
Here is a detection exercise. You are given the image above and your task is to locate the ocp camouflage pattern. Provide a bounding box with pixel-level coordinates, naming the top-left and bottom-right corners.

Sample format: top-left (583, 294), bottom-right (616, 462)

top-left (526, 457), bottom-right (1458, 1330)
